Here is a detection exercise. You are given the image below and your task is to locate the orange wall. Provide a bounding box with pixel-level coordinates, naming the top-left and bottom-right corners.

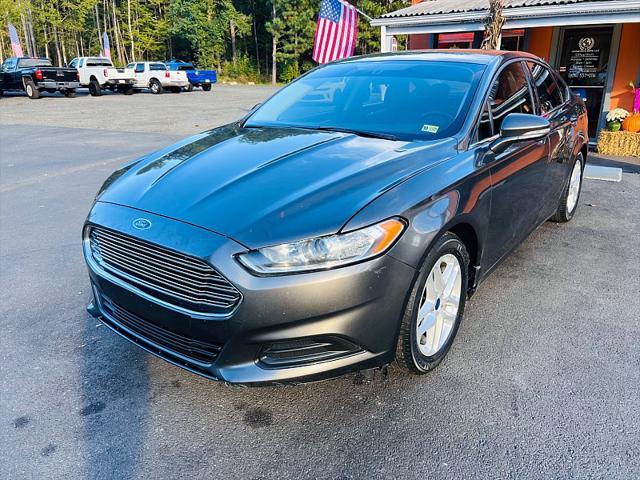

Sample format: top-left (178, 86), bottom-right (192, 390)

top-left (610, 23), bottom-right (640, 111)
top-left (527, 27), bottom-right (553, 61)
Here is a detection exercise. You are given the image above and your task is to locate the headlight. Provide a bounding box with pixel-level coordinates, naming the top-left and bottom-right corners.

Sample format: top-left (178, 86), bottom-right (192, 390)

top-left (237, 218), bottom-right (406, 275)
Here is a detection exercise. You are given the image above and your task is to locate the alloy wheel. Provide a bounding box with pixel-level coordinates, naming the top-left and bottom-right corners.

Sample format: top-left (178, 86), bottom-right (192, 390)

top-left (416, 253), bottom-right (462, 357)
top-left (566, 160), bottom-right (582, 213)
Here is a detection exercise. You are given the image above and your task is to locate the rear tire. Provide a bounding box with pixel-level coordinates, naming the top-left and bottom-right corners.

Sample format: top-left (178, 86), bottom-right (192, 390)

top-left (395, 233), bottom-right (469, 374)
top-left (123, 85), bottom-right (135, 95)
top-left (89, 79), bottom-right (102, 97)
top-left (202, 83), bottom-right (212, 91)
top-left (64, 89), bottom-right (76, 98)
top-left (149, 79), bottom-right (163, 94)
top-left (551, 153), bottom-right (584, 223)
top-left (25, 80), bottom-right (41, 99)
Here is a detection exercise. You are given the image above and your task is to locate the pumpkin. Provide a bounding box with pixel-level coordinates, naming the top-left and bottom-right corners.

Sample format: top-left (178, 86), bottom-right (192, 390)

top-left (622, 113), bottom-right (640, 133)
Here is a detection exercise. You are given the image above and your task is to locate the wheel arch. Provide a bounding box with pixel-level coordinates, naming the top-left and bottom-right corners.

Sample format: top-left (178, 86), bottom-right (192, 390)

top-left (405, 217), bottom-right (483, 298)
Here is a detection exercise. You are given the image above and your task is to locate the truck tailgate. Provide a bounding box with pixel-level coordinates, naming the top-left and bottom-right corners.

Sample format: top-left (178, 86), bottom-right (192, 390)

top-left (40, 68), bottom-right (78, 82)
top-left (106, 68), bottom-right (135, 81)
top-left (170, 71), bottom-right (188, 82)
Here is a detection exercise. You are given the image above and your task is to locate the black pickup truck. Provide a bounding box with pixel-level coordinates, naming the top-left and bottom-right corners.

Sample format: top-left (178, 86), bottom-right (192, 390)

top-left (0, 57), bottom-right (80, 99)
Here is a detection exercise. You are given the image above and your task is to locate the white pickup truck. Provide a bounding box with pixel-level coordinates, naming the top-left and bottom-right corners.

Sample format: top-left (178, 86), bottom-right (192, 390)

top-left (69, 56), bottom-right (136, 96)
top-left (125, 61), bottom-right (189, 94)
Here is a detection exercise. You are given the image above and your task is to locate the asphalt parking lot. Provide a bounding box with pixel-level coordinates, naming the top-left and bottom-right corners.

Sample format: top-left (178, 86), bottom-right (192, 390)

top-left (1, 87), bottom-right (639, 479)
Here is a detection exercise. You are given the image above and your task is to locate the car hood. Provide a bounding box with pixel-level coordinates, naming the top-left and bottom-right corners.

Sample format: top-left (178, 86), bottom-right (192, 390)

top-left (98, 125), bottom-right (456, 248)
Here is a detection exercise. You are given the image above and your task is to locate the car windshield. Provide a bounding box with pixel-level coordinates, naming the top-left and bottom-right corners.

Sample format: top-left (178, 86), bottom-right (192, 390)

top-left (246, 60), bottom-right (485, 141)
top-left (18, 58), bottom-right (53, 68)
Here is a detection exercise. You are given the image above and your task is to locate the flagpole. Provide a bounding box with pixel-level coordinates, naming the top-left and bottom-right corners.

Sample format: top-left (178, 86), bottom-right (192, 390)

top-left (355, 8), bottom-right (373, 21)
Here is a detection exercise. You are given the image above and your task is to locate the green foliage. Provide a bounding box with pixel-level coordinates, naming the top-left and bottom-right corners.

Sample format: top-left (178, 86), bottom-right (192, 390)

top-left (0, 0), bottom-right (411, 81)
top-left (279, 59), bottom-right (298, 83)
top-left (221, 54), bottom-right (259, 82)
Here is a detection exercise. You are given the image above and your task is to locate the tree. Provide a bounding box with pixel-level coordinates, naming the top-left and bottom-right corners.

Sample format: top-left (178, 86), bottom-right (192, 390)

top-left (0, 0), bottom-right (412, 81)
top-left (481, 0), bottom-right (505, 50)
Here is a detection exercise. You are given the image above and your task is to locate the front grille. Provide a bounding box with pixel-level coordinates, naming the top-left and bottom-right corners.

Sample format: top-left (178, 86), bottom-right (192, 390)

top-left (89, 226), bottom-right (241, 313)
top-left (101, 294), bottom-right (222, 365)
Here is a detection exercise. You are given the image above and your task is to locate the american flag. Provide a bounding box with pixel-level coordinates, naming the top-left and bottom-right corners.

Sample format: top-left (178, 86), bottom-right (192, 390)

top-left (312, 0), bottom-right (358, 64)
top-left (8, 23), bottom-right (23, 57)
top-left (103, 32), bottom-right (111, 60)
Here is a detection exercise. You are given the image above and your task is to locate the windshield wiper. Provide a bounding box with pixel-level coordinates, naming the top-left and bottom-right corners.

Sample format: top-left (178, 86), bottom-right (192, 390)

top-left (313, 126), bottom-right (399, 141)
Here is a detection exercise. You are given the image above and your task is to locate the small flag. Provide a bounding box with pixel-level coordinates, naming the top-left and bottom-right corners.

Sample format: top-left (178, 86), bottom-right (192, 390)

top-left (312, 0), bottom-right (358, 64)
top-left (102, 32), bottom-right (111, 60)
top-left (8, 23), bottom-right (24, 57)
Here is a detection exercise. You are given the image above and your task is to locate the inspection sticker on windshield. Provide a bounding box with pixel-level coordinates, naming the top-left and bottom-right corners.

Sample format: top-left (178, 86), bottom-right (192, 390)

top-left (421, 124), bottom-right (439, 134)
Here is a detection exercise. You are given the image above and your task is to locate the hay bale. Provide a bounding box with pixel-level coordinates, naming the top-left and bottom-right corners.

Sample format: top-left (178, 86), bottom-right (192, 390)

top-left (597, 131), bottom-right (640, 158)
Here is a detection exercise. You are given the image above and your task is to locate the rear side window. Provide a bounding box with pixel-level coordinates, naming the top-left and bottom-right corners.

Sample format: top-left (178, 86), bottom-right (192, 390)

top-left (69, 58), bottom-right (79, 68)
top-left (135, 63), bottom-right (145, 73)
top-left (488, 61), bottom-right (535, 132)
top-left (527, 62), bottom-right (564, 115)
top-left (150, 63), bottom-right (166, 71)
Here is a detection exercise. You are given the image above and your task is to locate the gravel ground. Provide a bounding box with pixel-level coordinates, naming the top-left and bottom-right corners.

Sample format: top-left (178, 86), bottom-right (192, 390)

top-left (1, 87), bottom-right (639, 480)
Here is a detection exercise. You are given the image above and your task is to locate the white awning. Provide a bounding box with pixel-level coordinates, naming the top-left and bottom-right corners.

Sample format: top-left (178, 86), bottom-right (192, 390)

top-left (372, 0), bottom-right (640, 35)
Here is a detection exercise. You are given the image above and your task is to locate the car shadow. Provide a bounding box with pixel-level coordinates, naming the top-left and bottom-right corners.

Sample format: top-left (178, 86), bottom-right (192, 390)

top-left (79, 310), bottom-right (151, 480)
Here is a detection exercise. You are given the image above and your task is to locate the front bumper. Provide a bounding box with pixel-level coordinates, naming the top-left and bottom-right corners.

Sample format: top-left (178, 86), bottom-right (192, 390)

top-left (84, 202), bottom-right (416, 384)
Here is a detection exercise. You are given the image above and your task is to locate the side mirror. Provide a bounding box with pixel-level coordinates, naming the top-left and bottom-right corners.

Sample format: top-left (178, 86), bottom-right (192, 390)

top-left (490, 113), bottom-right (550, 154)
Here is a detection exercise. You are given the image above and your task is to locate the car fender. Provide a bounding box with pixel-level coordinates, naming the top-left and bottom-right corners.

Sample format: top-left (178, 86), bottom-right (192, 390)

top-left (342, 148), bottom-right (492, 273)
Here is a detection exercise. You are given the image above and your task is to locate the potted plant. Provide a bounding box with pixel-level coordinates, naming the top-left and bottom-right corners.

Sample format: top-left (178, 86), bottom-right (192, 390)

top-left (622, 82), bottom-right (640, 133)
top-left (606, 108), bottom-right (629, 132)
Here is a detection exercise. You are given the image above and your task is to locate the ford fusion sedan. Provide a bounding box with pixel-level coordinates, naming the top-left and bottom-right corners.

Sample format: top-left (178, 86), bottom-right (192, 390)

top-left (83, 50), bottom-right (588, 384)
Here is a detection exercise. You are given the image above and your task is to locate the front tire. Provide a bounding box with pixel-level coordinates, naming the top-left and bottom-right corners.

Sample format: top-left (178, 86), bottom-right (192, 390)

top-left (551, 153), bottom-right (584, 223)
top-left (395, 232), bottom-right (469, 374)
top-left (25, 80), bottom-right (41, 99)
top-left (186, 82), bottom-right (194, 92)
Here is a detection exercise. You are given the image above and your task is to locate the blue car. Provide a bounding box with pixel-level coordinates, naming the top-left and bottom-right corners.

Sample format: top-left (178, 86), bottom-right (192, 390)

top-left (164, 59), bottom-right (216, 91)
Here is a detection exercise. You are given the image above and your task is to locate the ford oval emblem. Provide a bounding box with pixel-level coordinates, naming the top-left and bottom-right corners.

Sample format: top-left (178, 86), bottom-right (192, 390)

top-left (132, 218), bottom-right (152, 230)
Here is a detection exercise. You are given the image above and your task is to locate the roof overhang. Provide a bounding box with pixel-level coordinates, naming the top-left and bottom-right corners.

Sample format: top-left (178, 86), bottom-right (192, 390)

top-left (372, 0), bottom-right (640, 34)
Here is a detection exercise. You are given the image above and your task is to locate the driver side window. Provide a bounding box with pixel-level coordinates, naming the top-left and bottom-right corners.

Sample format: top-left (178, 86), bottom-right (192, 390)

top-left (2, 58), bottom-right (17, 72)
top-left (489, 62), bottom-right (534, 133)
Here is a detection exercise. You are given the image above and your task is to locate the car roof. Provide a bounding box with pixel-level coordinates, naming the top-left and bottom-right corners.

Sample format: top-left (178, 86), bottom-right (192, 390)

top-left (340, 49), bottom-right (539, 65)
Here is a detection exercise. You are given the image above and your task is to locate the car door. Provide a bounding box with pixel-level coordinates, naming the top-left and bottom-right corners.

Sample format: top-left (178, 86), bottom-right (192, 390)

top-left (526, 61), bottom-right (575, 217)
top-left (479, 60), bottom-right (551, 271)
top-left (133, 63), bottom-right (146, 87)
top-left (2, 58), bottom-right (18, 89)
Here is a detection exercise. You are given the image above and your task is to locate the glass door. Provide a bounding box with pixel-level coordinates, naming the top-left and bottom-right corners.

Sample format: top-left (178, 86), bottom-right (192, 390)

top-left (556, 26), bottom-right (613, 140)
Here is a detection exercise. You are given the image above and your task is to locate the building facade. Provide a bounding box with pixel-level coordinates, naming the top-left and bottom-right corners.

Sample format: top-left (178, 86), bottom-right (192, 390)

top-left (372, 0), bottom-right (640, 141)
